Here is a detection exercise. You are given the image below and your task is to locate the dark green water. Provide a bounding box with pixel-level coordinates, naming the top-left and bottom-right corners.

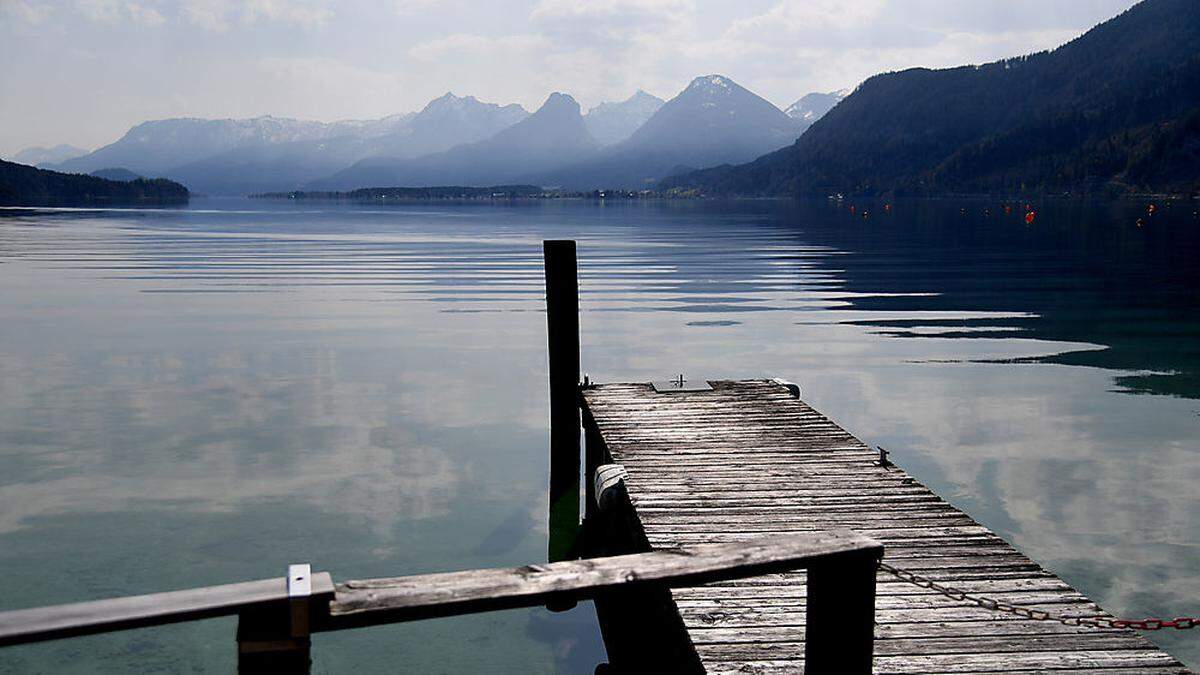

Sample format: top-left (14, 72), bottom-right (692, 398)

top-left (0, 198), bottom-right (1197, 672)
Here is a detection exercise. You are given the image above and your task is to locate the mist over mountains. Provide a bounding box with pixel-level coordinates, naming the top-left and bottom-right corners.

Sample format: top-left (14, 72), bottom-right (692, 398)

top-left (153, 94), bottom-right (528, 196)
top-left (583, 90), bottom-right (665, 146)
top-left (531, 76), bottom-right (803, 189)
top-left (312, 92), bottom-right (600, 190)
top-left (11, 144), bottom-right (89, 167)
top-left (26, 75), bottom-right (821, 195)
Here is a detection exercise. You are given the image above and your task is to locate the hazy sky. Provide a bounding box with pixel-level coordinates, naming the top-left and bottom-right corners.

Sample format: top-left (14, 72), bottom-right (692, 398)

top-left (1, 0), bottom-right (1139, 156)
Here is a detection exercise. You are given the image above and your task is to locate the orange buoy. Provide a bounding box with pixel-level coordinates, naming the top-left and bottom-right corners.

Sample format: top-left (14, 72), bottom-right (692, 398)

top-left (1148, 203), bottom-right (1157, 216)
top-left (1004, 205), bottom-right (1012, 214)
top-left (884, 203), bottom-right (892, 213)
top-left (1024, 210), bottom-right (1036, 224)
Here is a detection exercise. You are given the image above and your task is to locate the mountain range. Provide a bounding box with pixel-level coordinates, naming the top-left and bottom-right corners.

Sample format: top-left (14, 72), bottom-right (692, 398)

top-left (665, 0), bottom-right (1200, 196)
top-left (33, 77), bottom-right (825, 195)
top-left (312, 92), bottom-right (599, 189)
top-left (784, 91), bottom-right (848, 128)
top-left (315, 76), bottom-right (808, 191)
top-left (155, 94), bottom-right (528, 195)
top-left (583, 90), bottom-right (665, 145)
top-left (530, 76), bottom-right (803, 189)
top-left (8, 144), bottom-right (89, 167)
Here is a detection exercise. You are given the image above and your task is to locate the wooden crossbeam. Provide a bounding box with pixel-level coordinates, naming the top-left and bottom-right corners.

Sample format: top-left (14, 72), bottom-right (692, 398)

top-left (0, 573), bottom-right (335, 647)
top-left (322, 534), bottom-right (881, 631)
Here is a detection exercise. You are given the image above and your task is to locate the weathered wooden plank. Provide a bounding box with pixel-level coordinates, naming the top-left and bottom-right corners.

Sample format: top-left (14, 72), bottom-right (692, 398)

top-left (701, 650), bottom-right (1185, 674)
top-left (705, 653), bottom-right (1185, 672)
top-left (673, 599), bottom-right (1116, 627)
top-left (685, 622), bottom-right (1129, 643)
top-left (631, 504), bottom-right (966, 516)
top-left (694, 631), bottom-right (1151, 659)
top-left (325, 535), bottom-right (881, 628)
top-left (647, 522), bottom-right (992, 535)
top-left (0, 573), bottom-right (335, 647)
top-left (689, 577), bottom-right (1076, 597)
top-left (672, 589), bottom-right (1093, 608)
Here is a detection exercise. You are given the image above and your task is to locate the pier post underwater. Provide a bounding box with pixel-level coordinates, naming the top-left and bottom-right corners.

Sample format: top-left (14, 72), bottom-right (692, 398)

top-left (543, 239), bottom-right (582, 611)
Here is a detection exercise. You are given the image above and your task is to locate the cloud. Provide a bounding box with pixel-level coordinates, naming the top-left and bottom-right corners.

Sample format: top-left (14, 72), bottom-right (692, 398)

top-left (2, 0), bottom-right (53, 23)
top-left (128, 2), bottom-right (164, 25)
top-left (531, 0), bottom-right (693, 26)
top-left (253, 56), bottom-right (405, 117)
top-left (408, 32), bottom-right (551, 62)
top-left (701, 0), bottom-right (1122, 98)
top-left (179, 0), bottom-right (333, 30)
top-left (75, 0), bottom-right (121, 22)
top-left (392, 0), bottom-right (442, 15)
top-left (531, 0), bottom-right (694, 46)
top-left (74, 0), bottom-right (165, 26)
top-left (722, 0), bottom-right (939, 52)
top-left (240, 0), bottom-right (332, 28)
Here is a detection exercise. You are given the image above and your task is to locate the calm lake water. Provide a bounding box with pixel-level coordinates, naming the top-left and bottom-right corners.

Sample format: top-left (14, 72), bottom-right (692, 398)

top-left (1, 198), bottom-right (1198, 672)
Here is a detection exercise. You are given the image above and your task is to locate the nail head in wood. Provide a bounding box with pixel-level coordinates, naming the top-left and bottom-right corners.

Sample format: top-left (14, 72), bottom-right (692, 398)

top-left (288, 564), bottom-right (312, 639)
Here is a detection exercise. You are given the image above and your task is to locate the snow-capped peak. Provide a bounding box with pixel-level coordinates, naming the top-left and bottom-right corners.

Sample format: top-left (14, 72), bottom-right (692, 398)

top-left (784, 89), bottom-right (848, 125)
top-left (688, 75), bottom-right (734, 94)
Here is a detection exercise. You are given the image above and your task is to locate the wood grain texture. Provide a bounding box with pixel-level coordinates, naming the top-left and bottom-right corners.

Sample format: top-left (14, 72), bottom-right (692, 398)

top-left (325, 534), bottom-right (880, 628)
top-left (0, 573), bottom-right (334, 647)
top-left (582, 380), bottom-right (1191, 674)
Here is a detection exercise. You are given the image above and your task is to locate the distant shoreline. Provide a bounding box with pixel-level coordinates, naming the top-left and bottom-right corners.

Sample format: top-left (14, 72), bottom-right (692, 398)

top-left (249, 185), bottom-right (682, 201)
top-left (250, 186), bottom-right (1197, 203)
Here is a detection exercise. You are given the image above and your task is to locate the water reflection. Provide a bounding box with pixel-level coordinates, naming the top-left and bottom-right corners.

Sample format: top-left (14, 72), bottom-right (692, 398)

top-left (0, 198), bottom-right (1197, 670)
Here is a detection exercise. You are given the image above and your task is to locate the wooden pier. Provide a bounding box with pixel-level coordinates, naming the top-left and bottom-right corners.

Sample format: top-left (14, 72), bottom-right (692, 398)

top-left (579, 378), bottom-right (1191, 673)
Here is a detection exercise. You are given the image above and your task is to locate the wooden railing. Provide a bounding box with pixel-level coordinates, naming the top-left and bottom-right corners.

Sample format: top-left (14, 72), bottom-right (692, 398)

top-left (0, 533), bottom-right (881, 672)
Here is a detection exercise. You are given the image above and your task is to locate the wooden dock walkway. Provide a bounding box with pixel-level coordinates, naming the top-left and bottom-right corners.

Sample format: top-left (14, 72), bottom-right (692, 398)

top-left (581, 379), bottom-right (1190, 674)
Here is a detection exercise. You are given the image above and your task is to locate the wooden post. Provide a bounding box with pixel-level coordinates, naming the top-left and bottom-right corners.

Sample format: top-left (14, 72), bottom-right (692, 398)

top-left (237, 565), bottom-right (318, 674)
top-left (544, 240), bottom-right (581, 609)
top-left (236, 603), bottom-right (310, 674)
top-left (805, 550), bottom-right (879, 673)
top-left (583, 411), bottom-right (604, 522)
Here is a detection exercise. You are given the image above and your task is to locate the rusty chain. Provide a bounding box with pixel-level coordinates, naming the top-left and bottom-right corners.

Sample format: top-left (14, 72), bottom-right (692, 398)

top-left (878, 561), bottom-right (1199, 631)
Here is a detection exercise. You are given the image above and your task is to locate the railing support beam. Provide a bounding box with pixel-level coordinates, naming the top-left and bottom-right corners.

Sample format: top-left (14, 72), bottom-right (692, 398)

top-left (236, 564), bottom-right (318, 674)
top-left (805, 549), bottom-right (880, 673)
top-left (236, 602), bottom-right (310, 674)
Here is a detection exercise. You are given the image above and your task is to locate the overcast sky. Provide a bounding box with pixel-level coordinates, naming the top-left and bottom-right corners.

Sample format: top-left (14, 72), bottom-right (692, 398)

top-left (0, 0), bottom-right (1140, 156)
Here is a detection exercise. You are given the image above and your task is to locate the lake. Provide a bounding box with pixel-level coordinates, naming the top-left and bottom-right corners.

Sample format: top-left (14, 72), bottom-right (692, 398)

top-left (0, 198), bottom-right (1197, 672)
